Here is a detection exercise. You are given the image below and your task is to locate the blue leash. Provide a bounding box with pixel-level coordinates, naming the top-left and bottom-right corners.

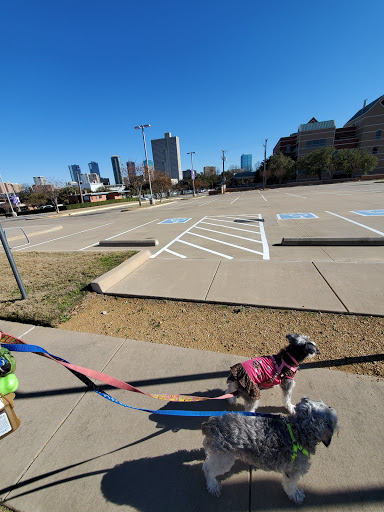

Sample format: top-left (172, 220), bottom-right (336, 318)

top-left (1, 342), bottom-right (281, 419)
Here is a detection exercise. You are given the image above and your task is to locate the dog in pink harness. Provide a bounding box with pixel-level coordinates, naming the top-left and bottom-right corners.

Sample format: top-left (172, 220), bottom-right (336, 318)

top-left (226, 334), bottom-right (320, 413)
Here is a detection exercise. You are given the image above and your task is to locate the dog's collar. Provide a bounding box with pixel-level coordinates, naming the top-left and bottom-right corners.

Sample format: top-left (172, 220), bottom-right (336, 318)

top-left (272, 353), bottom-right (299, 376)
top-left (284, 420), bottom-right (310, 463)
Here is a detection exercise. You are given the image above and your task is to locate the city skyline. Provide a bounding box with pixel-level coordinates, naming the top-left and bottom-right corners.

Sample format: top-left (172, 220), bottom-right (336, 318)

top-left (0, 1), bottom-right (383, 185)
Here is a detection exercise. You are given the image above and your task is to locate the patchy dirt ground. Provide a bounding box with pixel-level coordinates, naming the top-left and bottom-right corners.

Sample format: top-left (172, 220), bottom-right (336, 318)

top-left (60, 293), bottom-right (384, 378)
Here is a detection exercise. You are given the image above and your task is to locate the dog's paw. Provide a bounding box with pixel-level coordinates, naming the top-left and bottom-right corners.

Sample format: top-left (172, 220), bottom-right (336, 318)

top-left (289, 488), bottom-right (305, 504)
top-left (206, 479), bottom-right (222, 497)
top-left (286, 404), bottom-right (296, 414)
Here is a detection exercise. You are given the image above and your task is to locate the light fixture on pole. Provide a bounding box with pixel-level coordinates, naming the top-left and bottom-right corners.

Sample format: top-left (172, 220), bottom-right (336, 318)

top-left (187, 151), bottom-right (196, 197)
top-left (134, 124), bottom-right (155, 205)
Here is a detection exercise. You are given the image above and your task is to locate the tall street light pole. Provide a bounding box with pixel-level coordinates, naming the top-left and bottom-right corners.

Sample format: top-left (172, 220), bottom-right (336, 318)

top-left (187, 151), bottom-right (196, 197)
top-left (135, 124), bottom-right (154, 205)
top-left (263, 139), bottom-right (268, 190)
top-left (221, 150), bottom-right (227, 193)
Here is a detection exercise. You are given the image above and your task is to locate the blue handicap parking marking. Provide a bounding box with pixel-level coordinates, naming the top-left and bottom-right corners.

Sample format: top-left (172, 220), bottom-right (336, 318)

top-left (277, 213), bottom-right (318, 220)
top-left (159, 218), bottom-right (191, 224)
top-left (352, 210), bottom-right (384, 216)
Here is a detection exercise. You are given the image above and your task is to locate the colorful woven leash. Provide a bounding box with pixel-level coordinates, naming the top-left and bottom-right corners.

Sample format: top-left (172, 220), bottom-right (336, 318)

top-left (0, 331), bottom-right (235, 402)
top-left (0, 331), bottom-right (280, 419)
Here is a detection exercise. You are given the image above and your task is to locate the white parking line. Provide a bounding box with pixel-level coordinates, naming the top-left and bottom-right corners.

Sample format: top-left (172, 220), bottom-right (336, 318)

top-left (325, 211), bottom-right (384, 236)
top-left (151, 216), bottom-right (208, 258)
top-left (258, 213), bottom-right (270, 260)
top-left (286, 193), bottom-right (307, 198)
top-left (188, 232), bottom-right (264, 255)
top-left (14, 223), bottom-right (114, 251)
top-left (195, 225), bottom-right (263, 243)
top-left (230, 196), bottom-right (240, 204)
top-left (165, 248), bottom-right (187, 258)
top-left (79, 219), bottom-right (160, 250)
top-left (177, 239), bottom-right (233, 259)
top-left (204, 217), bottom-right (260, 226)
top-left (200, 221), bottom-right (260, 234)
top-left (261, 195), bottom-right (267, 201)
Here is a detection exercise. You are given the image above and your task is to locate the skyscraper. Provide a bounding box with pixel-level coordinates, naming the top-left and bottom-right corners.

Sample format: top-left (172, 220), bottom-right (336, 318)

top-left (33, 176), bottom-right (48, 185)
top-left (241, 154), bottom-right (252, 172)
top-left (68, 164), bottom-right (81, 182)
top-left (88, 161), bottom-right (100, 176)
top-left (111, 155), bottom-right (123, 184)
top-left (151, 132), bottom-right (182, 181)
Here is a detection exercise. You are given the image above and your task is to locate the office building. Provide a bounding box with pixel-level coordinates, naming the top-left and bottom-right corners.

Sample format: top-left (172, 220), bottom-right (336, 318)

top-left (33, 176), bottom-right (48, 186)
top-left (273, 94), bottom-right (384, 174)
top-left (111, 155), bottom-right (123, 184)
top-left (126, 161), bottom-right (136, 173)
top-left (241, 154), bottom-right (252, 172)
top-left (151, 132), bottom-right (182, 181)
top-left (204, 166), bottom-right (216, 176)
top-left (88, 161), bottom-right (100, 176)
top-left (344, 96), bottom-right (384, 173)
top-left (143, 159), bottom-right (154, 170)
top-left (0, 182), bottom-right (23, 194)
top-left (68, 164), bottom-right (81, 182)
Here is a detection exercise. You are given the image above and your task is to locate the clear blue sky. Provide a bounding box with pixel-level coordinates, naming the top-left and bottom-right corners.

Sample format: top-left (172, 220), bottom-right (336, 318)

top-left (1, 0), bottom-right (383, 185)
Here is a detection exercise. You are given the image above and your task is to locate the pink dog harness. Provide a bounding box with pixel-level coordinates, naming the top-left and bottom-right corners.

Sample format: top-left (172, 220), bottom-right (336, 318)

top-left (241, 353), bottom-right (299, 389)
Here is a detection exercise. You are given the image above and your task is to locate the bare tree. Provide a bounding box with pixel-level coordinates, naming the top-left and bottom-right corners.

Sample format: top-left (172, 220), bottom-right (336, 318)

top-left (122, 162), bottom-right (147, 206)
top-left (151, 170), bottom-right (172, 202)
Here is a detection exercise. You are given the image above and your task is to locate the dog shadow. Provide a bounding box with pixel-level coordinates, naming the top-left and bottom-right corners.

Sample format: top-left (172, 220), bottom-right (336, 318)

top-left (101, 448), bottom-right (251, 511)
top-left (148, 388), bottom-right (288, 433)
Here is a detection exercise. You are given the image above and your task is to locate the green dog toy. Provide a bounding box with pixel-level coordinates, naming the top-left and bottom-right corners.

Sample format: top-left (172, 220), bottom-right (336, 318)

top-left (0, 348), bottom-right (18, 394)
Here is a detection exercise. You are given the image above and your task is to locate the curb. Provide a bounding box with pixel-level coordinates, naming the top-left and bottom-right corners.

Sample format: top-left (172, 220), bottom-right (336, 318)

top-left (281, 237), bottom-right (384, 246)
top-left (90, 250), bottom-right (151, 293)
top-left (99, 239), bottom-right (158, 247)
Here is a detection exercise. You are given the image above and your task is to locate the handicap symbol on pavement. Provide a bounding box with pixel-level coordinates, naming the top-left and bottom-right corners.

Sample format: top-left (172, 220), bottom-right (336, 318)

top-left (277, 213), bottom-right (318, 220)
top-left (159, 218), bottom-right (191, 224)
top-left (351, 210), bottom-right (384, 216)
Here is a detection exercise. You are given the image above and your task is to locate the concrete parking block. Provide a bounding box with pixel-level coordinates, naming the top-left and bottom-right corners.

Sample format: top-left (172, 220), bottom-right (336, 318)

top-left (106, 259), bottom-right (220, 301)
top-left (314, 262), bottom-right (384, 315)
top-left (206, 261), bottom-right (347, 312)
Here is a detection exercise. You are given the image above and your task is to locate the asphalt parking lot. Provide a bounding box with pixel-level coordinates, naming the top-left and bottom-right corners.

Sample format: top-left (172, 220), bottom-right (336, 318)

top-left (2, 181), bottom-right (384, 264)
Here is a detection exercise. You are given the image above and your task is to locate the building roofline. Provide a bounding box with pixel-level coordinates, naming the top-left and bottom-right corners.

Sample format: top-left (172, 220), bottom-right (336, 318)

top-left (345, 95), bottom-right (384, 125)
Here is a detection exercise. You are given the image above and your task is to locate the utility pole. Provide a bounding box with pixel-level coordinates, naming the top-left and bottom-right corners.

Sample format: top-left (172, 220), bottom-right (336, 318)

top-left (76, 171), bottom-right (84, 203)
top-left (263, 139), bottom-right (268, 190)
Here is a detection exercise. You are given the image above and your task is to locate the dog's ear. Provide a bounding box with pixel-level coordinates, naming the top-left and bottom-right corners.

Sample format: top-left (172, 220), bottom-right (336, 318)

top-left (286, 334), bottom-right (304, 345)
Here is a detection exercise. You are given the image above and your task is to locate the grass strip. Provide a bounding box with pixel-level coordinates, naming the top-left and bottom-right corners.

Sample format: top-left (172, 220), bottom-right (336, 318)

top-left (0, 251), bottom-right (136, 326)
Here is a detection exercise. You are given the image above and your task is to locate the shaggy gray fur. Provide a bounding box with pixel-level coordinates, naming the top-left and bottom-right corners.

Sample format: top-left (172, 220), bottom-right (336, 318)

top-left (202, 397), bottom-right (338, 504)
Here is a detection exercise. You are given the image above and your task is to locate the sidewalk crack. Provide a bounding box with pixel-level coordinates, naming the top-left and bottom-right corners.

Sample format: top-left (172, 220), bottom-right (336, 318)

top-left (312, 262), bottom-right (349, 312)
top-left (204, 260), bottom-right (221, 300)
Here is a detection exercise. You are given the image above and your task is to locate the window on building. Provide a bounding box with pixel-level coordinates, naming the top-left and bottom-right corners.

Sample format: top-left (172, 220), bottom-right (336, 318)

top-left (376, 130), bottom-right (382, 140)
top-left (372, 147), bottom-right (378, 154)
top-left (286, 145), bottom-right (291, 152)
top-left (306, 139), bottom-right (326, 148)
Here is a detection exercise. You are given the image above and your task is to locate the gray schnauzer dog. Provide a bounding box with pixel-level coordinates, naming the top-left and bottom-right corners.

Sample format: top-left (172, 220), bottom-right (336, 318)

top-left (202, 398), bottom-right (339, 504)
top-left (226, 334), bottom-right (320, 414)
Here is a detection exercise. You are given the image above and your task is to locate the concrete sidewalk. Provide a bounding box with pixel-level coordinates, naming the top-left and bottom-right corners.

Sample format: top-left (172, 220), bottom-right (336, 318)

top-left (97, 256), bottom-right (384, 316)
top-left (0, 319), bottom-right (383, 511)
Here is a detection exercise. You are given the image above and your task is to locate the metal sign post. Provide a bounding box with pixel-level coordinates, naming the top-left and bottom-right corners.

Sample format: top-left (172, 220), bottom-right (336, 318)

top-left (0, 224), bottom-right (27, 299)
